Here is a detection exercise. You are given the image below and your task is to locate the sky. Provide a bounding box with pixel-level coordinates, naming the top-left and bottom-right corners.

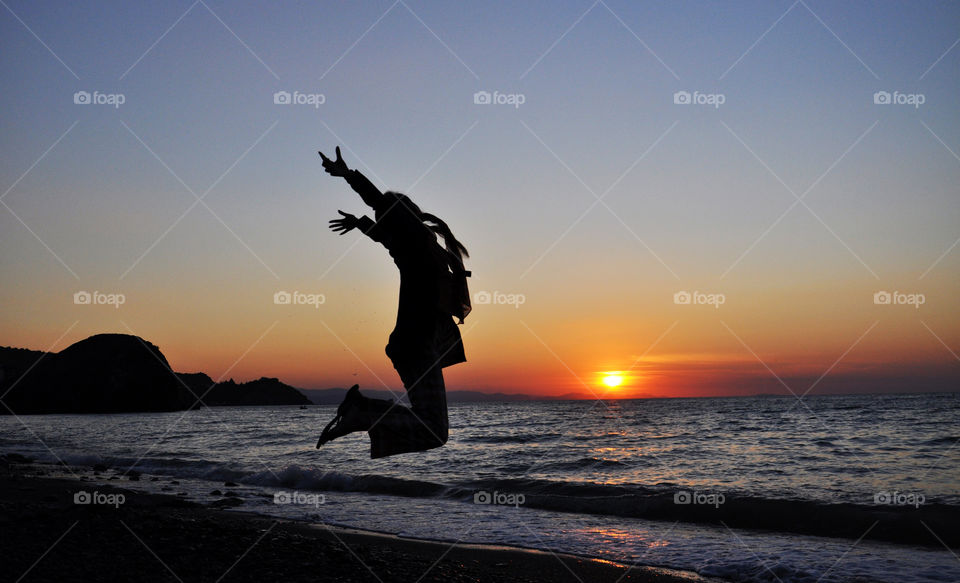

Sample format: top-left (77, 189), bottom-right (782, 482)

top-left (1, 0), bottom-right (958, 398)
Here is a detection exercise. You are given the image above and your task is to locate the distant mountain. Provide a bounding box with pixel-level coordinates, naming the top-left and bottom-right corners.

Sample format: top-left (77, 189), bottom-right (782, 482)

top-left (0, 334), bottom-right (192, 414)
top-left (177, 373), bottom-right (310, 406)
top-left (176, 372), bottom-right (215, 398)
top-left (299, 387), bottom-right (575, 405)
top-left (0, 334), bottom-right (308, 414)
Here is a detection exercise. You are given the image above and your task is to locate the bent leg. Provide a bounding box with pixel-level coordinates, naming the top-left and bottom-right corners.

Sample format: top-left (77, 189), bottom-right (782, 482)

top-left (367, 364), bottom-right (448, 459)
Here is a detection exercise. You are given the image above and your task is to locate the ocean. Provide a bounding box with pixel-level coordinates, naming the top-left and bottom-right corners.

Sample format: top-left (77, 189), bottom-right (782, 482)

top-left (2, 393), bottom-right (958, 582)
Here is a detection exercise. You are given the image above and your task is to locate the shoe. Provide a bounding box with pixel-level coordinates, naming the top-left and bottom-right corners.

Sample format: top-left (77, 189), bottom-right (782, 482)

top-left (316, 385), bottom-right (362, 448)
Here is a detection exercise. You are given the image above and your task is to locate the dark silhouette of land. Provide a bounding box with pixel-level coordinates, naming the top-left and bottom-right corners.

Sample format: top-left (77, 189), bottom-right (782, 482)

top-left (0, 334), bottom-right (308, 414)
top-left (176, 373), bottom-right (310, 407)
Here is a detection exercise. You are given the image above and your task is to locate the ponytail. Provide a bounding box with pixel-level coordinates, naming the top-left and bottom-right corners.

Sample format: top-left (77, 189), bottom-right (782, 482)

top-left (421, 212), bottom-right (471, 323)
top-left (421, 212), bottom-right (469, 268)
top-left (385, 191), bottom-right (469, 272)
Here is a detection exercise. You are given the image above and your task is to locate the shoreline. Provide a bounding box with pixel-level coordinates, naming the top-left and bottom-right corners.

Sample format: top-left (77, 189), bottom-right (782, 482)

top-left (0, 458), bottom-right (716, 583)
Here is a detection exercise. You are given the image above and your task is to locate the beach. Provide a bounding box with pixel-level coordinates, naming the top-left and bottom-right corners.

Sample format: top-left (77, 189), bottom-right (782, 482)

top-left (0, 458), bottom-right (708, 583)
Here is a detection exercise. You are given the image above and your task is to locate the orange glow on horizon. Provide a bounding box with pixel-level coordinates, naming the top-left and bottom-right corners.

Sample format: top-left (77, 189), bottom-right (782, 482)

top-left (3, 275), bottom-right (957, 399)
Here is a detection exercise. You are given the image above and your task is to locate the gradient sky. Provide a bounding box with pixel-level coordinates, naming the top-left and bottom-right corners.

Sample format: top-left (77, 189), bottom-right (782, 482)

top-left (1, 1), bottom-right (958, 397)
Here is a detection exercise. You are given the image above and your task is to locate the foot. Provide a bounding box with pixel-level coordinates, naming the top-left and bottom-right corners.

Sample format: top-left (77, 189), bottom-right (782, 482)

top-left (316, 385), bottom-right (370, 448)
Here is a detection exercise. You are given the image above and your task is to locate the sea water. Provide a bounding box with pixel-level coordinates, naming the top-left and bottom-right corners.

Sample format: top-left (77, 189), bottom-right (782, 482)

top-left (2, 393), bottom-right (958, 582)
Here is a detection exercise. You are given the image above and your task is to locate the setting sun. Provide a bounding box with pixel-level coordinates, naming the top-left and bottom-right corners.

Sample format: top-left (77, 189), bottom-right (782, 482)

top-left (602, 373), bottom-right (624, 388)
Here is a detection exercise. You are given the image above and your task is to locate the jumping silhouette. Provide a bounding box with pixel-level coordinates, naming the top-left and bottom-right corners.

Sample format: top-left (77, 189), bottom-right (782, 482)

top-left (315, 147), bottom-right (471, 458)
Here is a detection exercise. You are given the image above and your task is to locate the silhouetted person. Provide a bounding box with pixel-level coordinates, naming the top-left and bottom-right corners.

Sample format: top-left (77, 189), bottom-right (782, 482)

top-left (315, 147), bottom-right (471, 458)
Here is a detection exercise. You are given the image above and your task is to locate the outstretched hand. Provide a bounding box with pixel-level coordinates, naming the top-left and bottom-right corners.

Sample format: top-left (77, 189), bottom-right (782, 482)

top-left (329, 210), bottom-right (360, 235)
top-left (318, 146), bottom-right (350, 177)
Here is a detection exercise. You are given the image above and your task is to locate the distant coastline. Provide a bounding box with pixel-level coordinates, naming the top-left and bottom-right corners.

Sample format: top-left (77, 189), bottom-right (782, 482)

top-left (0, 334), bottom-right (583, 414)
top-left (0, 334), bottom-right (308, 414)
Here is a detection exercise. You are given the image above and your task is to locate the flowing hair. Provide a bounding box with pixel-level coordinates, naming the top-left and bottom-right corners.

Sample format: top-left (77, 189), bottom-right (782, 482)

top-left (386, 191), bottom-right (472, 322)
top-left (386, 191), bottom-right (469, 271)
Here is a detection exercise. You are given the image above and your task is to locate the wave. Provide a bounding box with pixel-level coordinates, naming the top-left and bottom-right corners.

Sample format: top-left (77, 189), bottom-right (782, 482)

top-left (643, 433), bottom-right (691, 440)
top-left (238, 468), bottom-right (960, 549)
top-left (28, 451), bottom-right (251, 482)
top-left (243, 465), bottom-right (448, 498)
top-left (460, 432), bottom-right (562, 444)
top-left (8, 449), bottom-right (960, 549)
top-left (537, 457), bottom-right (631, 471)
top-left (921, 435), bottom-right (958, 446)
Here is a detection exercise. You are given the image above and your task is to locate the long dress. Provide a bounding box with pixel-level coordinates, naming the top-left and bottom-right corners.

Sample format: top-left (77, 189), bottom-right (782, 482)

top-left (348, 172), bottom-right (466, 458)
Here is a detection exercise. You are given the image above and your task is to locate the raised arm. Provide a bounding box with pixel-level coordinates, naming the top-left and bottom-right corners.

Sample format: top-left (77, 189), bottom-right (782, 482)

top-left (318, 146), bottom-right (385, 209)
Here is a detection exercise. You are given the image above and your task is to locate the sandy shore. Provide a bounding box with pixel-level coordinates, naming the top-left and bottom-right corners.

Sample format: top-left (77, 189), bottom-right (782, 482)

top-left (0, 456), bottom-right (711, 583)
